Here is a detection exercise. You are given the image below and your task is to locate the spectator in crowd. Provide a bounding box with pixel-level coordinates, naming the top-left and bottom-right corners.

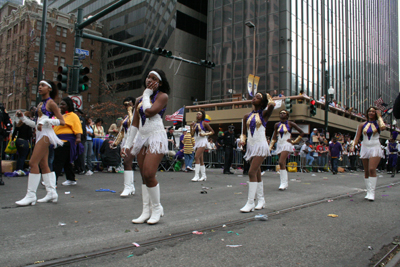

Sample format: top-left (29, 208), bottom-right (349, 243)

top-left (221, 125), bottom-right (236, 174)
top-left (12, 111), bottom-right (32, 172)
top-left (310, 128), bottom-right (319, 145)
top-left (306, 143), bottom-right (315, 170)
top-left (93, 118), bottom-right (105, 138)
top-left (182, 128), bottom-right (195, 172)
top-left (329, 137), bottom-right (342, 174)
top-left (207, 138), bottom-right (216, 151)
top-left (85, 117), bottom-right (94, 175)
top-left (108, 117), bottom-right (123, 135)
top-left (167, 126), bottom-right (176, 151)
top-left (272, 90), bottom-right (279, 97)
top-left (319, 95), bottom-right (326, 102)
top-left (386, 132), bottom-right (398, 178)
top-left (316, 141), bottom-right (328, 172)
top-left (300, 140), bottom-right (310, 172)
top-left (74, 109), bottom-right (86, 175)
top-left (278, 90), bottom-right (285, 97)
top-left (100, 135), bottom-right (121, 172)
top-left (53, 97), bottom-right (83, 186)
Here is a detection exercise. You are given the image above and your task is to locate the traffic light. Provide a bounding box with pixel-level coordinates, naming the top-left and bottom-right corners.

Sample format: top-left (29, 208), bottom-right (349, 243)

top-left (78, 66), bottom-right (90, 92)
top-left (310, 99), bottom-right (317, 116)
top-left (285, 98), bottom-right (292, 113)
top-left (200, 60), bottom-right (216, 69)
top-left (153, 47), bottom-right (172, 57)
top-left (57, 66), bottom-right (68, 92)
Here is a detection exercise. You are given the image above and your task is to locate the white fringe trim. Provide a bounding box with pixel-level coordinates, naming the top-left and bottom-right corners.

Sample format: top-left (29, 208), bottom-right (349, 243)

top-left (131, 131), bottom-right (168, 156)
top-left (36, 127), bottom-right (64, 148)
top-left (275, 142), bottom-right (294, 155)
top-left (244, 143), bottom-right (270, 161)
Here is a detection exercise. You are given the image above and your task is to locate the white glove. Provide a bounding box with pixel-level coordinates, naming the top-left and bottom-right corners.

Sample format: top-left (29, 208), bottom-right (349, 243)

top-left (39, 118), bottom-right (61, 127)
top-left (142, 89), bottom-right (153, 112)
top-left (123, 126), bottom-right (138, 149)
top-left (21, 116), bottom-right (36, 128)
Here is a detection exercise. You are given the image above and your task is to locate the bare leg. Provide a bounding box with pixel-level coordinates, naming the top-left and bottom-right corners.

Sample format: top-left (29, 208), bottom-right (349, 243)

top-left (248, 156), bottom-right (265, 183)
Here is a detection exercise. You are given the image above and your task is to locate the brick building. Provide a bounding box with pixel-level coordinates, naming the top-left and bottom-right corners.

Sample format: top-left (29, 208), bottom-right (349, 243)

top-left (0, 0), bottom-right (102, 112)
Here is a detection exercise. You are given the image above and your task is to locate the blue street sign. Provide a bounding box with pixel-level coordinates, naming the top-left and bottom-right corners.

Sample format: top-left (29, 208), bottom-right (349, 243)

top-left (78, 54), bottom-right (86, 61)
top-left (75, 48), bottom-right (89, 56)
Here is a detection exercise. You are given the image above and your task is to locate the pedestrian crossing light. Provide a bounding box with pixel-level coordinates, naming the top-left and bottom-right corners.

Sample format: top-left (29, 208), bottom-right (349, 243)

top-left (200, 60), bottom-right (216, 69)
top-left (153, 47), bottom-right (172, 58)
top-left (310, 99), bottom-right (317, 116)
top-left (285, 98), bottom-right (292, 113)
top-left (78, 66), bottom-right (90, 92)
top-left (57, 66), bottom-right (68, 92)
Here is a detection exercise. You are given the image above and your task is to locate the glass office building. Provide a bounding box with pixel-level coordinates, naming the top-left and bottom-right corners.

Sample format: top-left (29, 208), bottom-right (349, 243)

top-left (207, 0), bottom-right (399, 112)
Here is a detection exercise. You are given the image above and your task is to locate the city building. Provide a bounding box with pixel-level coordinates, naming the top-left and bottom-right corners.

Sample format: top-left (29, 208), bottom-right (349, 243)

top-left (0, 0), bottom-right (102, 112)
top-left (207, 0), bottom-right (399, 113)
top-left (48, 0), bottom-right (209, 115)
top-left (0, 0), bottom-right (22, 7)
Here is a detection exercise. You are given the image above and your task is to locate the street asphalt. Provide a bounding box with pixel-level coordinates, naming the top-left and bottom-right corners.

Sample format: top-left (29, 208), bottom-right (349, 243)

top-left (1, 168), bottom-right (400, 267)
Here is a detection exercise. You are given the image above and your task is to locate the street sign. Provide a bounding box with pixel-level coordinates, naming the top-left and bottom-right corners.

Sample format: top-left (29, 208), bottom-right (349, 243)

top-left (78, 54), bottom-right (86, 61)
top-left (75, 48), bottom-right (89, 56)
top-left (69, 95), bottom-right (83, 110)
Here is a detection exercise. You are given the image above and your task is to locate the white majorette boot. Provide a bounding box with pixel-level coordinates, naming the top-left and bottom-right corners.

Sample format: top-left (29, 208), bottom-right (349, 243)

top-left (364, 178), bottom-right (371, 199)
top-left (191, 164), bottom-right (200, 182)
top-left (132, 184), bottom-right (151, 224)
top-left (198, 165), bottom-right (207, 181)
top-left (37, 172), bottom-right (58, 203)
top-left (255, 181), bottom-right (266, 210)
top-left (240, 182), bottom-right (257, 212)
top-left (121, 170), bottom-right (135, 197)
top-left (279, 170), bottom-right (288, 190)
top-left (147, 184), bottom-right (164, 224)
top-left (368, 177), bottom-right (377, 201)
top-left (15, 173), bottom-right (41, 206)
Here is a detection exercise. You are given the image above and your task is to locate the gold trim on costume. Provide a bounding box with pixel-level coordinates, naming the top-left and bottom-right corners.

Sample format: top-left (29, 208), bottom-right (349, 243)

top-left (246, 113), bottom-right (262, 130)
top-left (266, 93), bottom-right (275, 106)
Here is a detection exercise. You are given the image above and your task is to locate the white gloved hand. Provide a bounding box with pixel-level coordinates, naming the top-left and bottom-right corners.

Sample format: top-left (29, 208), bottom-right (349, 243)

top-left (123, 126), bottom-right (138, 149)
top-left (142, 89), bottom-right (153, 112)
top-left (39, 118), bottom-right (60, 127)
top-left (21, 116), bottom-right (36, 128)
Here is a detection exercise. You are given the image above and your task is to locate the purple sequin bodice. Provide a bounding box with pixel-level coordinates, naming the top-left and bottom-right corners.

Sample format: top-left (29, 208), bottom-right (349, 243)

top-left (138, 91), bottom-right (166, 126)
top-left (195, 121), bottom-right (206, 135)
top-left (35, 97), bottom-right (54, 118)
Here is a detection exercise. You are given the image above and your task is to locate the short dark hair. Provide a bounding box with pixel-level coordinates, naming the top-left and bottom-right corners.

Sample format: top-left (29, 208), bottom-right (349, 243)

top-left (198, 110), bottom-right (206, 121)
top-left (142, 69), bottom-right (170, 94)
top-left (123, 96), bottom-right (135, 105)
top-left (62, 97), bottom-right (75, 112)
top-left (95, 118), bottom-right (103, 124)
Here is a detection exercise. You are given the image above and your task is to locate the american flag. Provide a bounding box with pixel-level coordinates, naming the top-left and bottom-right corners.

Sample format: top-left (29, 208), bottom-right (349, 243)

top-left (165, 107), bottom-right (184, 122)
top-left (374, 97), bottom-right (388, 111)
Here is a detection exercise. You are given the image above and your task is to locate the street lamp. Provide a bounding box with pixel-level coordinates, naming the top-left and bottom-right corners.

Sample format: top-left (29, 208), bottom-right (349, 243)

top-left (328, 86), bottom-right (335, 103)
top-left (7, 93), bottom-right (13, 110)
top-left (245, 21), bottom-right (256, 76)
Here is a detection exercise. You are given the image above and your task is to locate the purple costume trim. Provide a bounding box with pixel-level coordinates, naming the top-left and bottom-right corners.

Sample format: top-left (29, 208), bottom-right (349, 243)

top-left (195, 121), bottom-right (206, 135)
top-left (278, 121), bottom-right (291, 138)
top-left (35, 97), bottom-right (54, 118)
top-left (57, 134), bottom-right (84, 163)
top-left (138, 91), bottom-right (166, 126)
top-left (248, 110), bottom-right (267, 137)
top-left (363, 121), bottom-right (380, 140)
top-left (122, 115), bottom-right (129, 131)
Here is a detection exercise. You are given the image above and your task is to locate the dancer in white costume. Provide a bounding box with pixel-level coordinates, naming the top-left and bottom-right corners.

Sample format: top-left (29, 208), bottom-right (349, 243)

top-left (15, 80), bottom-right (65, 206)
top-left (270, 110), bottom-right (304, 190)
top-left (112, 97), bottom-right (136, 197)
top-left (238, 92), bottom-right (275, 212)
top-left (123, 69), bottom-right (169, 225)
top-left (190, 110), bottom-right (214, 182)
top-left (350, 106), bottom-right (385, 201)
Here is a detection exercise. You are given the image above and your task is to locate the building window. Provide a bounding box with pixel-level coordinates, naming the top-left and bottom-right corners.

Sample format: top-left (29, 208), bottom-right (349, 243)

top-left (36, 37), bottom-right (40, 46)
top-left (36, 21), bottom-right (42, 31)
top-left (55, 41), bottom-right (60, 51)
top-left (53, 72), bottom-right (58, 81)
top-left (89, 78), bottom-right (92, 88)
top-left (7, 29), bottom-right (11, 38)
top-left (32, 85), bottom-right (37, 94)
top-left (62, 28), bottom-right (67, 37)
top-left (56, 26), bottom-right (61, 36)
top-left (90, 64), bottom-right (93, 73)
top-left (34, 52), bottom-right (39, 61)
top-left (20, 20), bottom-right (25, 31)
top-left (31, 100), bottom-right (36, 107)
top-left (87, 93), bottom-right (91, 102)
top-left (61, 43), bottom-right (66, 53)
top-left (13, 25), bottom-right (18, 34)
top-left (33, 69), bottom-right (38, 78)
top-left (54, 56), bottom-right (59, 66)
top-left (60, 57), bottom-right (65, 66)
top-left (90, 50), bottom-right (94, 59)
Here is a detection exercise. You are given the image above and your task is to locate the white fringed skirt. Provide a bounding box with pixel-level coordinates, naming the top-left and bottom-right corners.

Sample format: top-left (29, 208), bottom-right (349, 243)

top-left (244, 142), bottom-right (270, 161)
top-left (131, 130), bottom-right (168, 156)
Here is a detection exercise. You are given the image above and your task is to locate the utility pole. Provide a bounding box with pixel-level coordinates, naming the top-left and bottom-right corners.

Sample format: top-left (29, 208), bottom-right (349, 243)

top-left (36, 0), bottom-right (48, 105)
